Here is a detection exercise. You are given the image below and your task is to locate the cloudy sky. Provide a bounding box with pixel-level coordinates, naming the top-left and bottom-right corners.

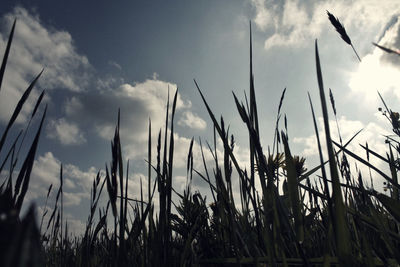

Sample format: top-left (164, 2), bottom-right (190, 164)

top-left (0, 0), bottom-right (399, 233)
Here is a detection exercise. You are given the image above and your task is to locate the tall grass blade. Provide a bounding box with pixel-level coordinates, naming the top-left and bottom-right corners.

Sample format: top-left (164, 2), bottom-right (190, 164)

top-left (388, 146), bottom-right (399, 200)
top-left (59, 164), bottom-right (63, 258)
top-left (160, 89), bottom-right (170, 260)
top-left (167, 89), bottom-right (178, 222)
top-left (315, 40), bottom-right (352, 264)
top-left (147, 118), bottom-right (152, 250)
top-left (273, 88), bottom-right (286, 154)
top-left (249, 21), bottom-right (259, 134)
top-left (0, 19), bottom-right (16, 93)
top-left (13, 90), bottom-right (46, 168)
top-left (307, 92), bottom-right (331, 204)
top-left (39, 184), bottom-right (52, 233)
top-left (281, 132), bottom-right (304, 243)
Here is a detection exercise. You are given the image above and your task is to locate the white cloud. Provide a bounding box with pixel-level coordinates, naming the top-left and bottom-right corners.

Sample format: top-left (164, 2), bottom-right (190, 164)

top-left (250, 0), bottom-right (277, 31)
top-left (63, 77), bottom-right (195, 162)
top-left (0, 7), bottom-right (91, 123)
top-left (116, 80), bottom-right (191, 112)
top-left (108, 60), bottom-right (122, 70)
top-left (178, 111), bottom-right (207, 130)
top-left (63, 164), bottom-right (99, 192)
top-left (96, 76), bottom-right (125, 91)
top-left (63, 215), bottom-right (86, 236)
top-left (249, 0), bottom-right (400, 50)
top-left (348, 17), bottom-right (400, 107)
top-left (0, 6), bottom-right (211, 180)
top-left (47, 118), bottom-right (86, 145)
top-left (30, 152), bottom-right (61, 187)
top-left (28, 152), bottom-right (99, 206)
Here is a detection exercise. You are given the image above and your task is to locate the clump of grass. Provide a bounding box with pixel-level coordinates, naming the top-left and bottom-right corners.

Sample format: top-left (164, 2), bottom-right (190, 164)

top-left (0, 20), bottom-right (47, 267)
top-left (1, 15), bottom-right (400, 267)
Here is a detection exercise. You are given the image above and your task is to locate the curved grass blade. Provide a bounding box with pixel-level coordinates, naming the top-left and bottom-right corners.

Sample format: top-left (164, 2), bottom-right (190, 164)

top-left (13, 90), bottom-right (46, 167)
top-left (307, 93), bottom-right (332, 206)
top-left (0, 69), bottom-right (44, 152)
top-left (273, 88), bottom-right (286, 154)
top-left (31, 90), bottom-right (45, 119)
top-left (0, 19), bottom-right (16, 93)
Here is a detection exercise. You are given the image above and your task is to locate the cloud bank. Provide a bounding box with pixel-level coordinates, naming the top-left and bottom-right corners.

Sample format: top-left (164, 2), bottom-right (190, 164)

top-left (0, 7), bottom-right (91, 123)
top-left (250, 0), bottom-right (400, 50)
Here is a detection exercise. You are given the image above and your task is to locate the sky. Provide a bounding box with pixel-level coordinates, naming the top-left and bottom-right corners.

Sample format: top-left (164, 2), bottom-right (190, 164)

top-left (0, 0), bottom-right (400, 234)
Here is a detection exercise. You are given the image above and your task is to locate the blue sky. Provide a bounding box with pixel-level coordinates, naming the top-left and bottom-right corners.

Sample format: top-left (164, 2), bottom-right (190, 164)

top-left (1, 0), bottom-right (400, 233)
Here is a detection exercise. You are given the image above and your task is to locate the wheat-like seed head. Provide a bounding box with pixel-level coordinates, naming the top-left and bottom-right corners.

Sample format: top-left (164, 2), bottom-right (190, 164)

top-left (327, 10), bottom-right (351, 45)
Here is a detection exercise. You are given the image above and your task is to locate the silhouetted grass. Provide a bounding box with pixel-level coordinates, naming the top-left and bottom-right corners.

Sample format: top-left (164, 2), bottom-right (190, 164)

top-left (1, 17), bottom-right (400, 267)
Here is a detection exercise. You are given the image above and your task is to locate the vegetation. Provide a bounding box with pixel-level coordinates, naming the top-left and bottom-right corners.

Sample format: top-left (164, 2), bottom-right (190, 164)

top-left (1, 15), bottom-right (400, 266)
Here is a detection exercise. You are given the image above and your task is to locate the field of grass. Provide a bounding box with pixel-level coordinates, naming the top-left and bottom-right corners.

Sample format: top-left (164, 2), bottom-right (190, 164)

top-left (1, 17), bottom-right (400, 266)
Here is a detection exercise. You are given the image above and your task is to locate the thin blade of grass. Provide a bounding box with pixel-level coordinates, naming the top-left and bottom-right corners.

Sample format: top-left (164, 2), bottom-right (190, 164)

top-left (359, 143), bottom-right (388, 164)
top-left (0, 69), bottom-right (44, 152)
top-left (194, 80), bottom-right (245, 184)
top-left (31, 90), bottom-right (45, 119)
top-left (0, 19), bottom-right (16, 93)
top-left (315, 40), bottom-right (352, 264)
top-left (372, 42), bottom-right (400, 56)
top-left (388, 146), bottom-right (399, 200)
top-left (147, 118), bottom-right (152, 242)
top-left (13, 105), bottom-right (47, 214)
